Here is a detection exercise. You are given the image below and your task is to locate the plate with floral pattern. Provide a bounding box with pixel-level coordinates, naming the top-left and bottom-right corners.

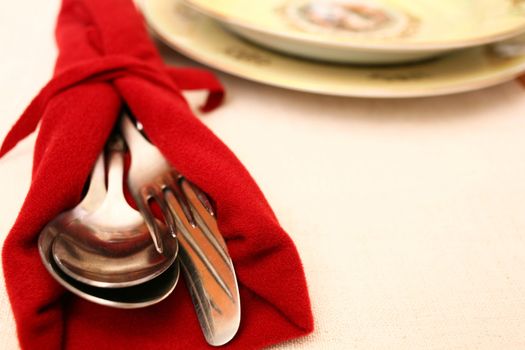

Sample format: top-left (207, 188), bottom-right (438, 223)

top-left (143, 0), bottom-right (525, 97)
top-left (179, 0), bottom-right (525, 64)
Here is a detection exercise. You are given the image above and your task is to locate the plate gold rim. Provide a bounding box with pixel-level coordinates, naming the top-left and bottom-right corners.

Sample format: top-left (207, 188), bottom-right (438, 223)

top-left (182, 0), bottom-right (525, 52)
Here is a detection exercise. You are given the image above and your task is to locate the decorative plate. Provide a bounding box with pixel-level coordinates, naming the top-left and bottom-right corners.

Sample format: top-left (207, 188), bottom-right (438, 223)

top-left (180, 0), bottom-right (525, 63)
top-left (143, 0), bottom-right (525, 98)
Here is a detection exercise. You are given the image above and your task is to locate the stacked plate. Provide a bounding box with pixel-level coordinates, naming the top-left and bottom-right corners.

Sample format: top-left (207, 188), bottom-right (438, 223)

top-left (143, 0), bottom-right (525, 97)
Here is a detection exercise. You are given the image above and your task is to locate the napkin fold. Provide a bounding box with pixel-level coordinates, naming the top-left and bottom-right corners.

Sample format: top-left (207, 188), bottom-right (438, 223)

top-left (0, 0), bottom-right (313, 349)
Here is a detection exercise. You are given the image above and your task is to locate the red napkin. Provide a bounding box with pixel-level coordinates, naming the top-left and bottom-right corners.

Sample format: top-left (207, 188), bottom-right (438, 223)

top-left (0, 0), bottom-right (313, 349)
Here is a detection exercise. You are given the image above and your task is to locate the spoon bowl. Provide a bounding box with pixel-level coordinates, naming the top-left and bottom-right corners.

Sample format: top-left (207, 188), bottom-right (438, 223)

top-left (51, 137), bottom-right (178, 288)
top-left (39, 223), bottom-right (180, 308)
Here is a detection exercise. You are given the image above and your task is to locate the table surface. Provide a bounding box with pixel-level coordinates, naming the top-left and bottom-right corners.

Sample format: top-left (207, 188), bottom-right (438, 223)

top-left (3, 1), bottom-right (525, 349)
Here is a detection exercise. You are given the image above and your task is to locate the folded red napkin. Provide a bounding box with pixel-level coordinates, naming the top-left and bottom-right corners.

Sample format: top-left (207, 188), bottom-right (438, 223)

top-left (0, 0), bottom-right (313, 348)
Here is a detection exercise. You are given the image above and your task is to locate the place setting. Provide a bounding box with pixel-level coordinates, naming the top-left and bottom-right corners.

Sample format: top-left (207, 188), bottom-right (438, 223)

top-left (3, 0), bottom-right (525, 350)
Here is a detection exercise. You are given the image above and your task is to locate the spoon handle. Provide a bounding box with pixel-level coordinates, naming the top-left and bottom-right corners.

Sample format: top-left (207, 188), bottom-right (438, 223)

top-left (78, 155), bottom-right (106, 212)
top-left (106, 147), bottom-right (125, 203)
top-left (99, 135), bottom-right (132, 214)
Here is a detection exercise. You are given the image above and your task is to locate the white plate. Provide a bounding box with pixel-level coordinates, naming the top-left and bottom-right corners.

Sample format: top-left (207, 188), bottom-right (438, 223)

top-left (181, 0), bottom-right (525, 64)
top-left (143, 0), bottom-right (525, 98)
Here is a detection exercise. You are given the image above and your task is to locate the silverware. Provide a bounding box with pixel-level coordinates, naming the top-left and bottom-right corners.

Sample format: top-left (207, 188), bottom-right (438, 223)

top-left (121, 113), bottom-right (241, 345)
top-left (38, 141), bottom-right (180, 308)
top-left (51, 136), bottom-right (178, 288)
top-left (40, 226), bottom-right (180, 308)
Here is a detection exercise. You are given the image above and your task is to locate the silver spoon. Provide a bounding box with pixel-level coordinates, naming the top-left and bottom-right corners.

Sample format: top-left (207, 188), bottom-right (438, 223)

top-left (50, 136), bottom-right (178, 288)
top-left (38, 149), bottom-right (180, 308)
top-left (39, 226), bottom-right (180, 308)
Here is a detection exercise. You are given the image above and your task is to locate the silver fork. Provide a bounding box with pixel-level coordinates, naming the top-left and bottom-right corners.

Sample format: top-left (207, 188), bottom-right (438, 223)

top-left (120, 112), bottom-right (241, 346)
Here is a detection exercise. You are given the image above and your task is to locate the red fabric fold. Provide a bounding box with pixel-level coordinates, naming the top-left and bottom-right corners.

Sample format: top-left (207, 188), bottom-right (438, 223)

top-left (1, 0), bottom-right (313, 349)
top-left (0, 56), bottom-right (223, 157)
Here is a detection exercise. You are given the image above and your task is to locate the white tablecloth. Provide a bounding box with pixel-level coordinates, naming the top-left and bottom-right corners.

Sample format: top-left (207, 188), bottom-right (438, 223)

top-left (3, 1), bottom-right (525, 349)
